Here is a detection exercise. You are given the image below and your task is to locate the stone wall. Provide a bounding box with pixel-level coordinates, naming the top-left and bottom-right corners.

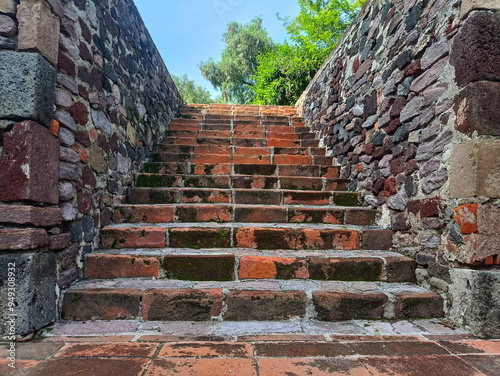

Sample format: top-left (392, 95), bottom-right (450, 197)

top-left (297, 0), bottom-right (500, 337)
top-left (0, 0), bottom-right (182, 336)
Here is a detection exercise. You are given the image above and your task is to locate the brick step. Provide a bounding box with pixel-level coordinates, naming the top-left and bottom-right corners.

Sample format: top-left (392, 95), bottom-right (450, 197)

top-left (126, 188), bottom-right (361, 206)
top-left (161, 137), bottom-right (319, 148)
top-left (143, 163), bottom-right (340, 177)
top-left (115, 204), bottom-right (377, 225)
top-left (100, 223), bottom-right (392, 250)
top-left (150, 152), bottom-right (332, 165)
top-left (135, 174), bottom-right (350, 191)
top-left (154, 145), bottom-right (325, 157)
top-left (86, 249), bottom-right (414, 282)
top-left (61, 279), bottom-right (443, 322)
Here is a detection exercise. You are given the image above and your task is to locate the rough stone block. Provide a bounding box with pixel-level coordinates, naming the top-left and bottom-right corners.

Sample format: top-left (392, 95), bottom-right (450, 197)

top-left (449, 269), bottom-right (500, 338)
top-left (0, 0), bottom-right (16, 14)
top-left (0, 51), bottom-right (56, 126)
top-left (449, 141), bottom-right (500, 198)
top-left (0, 228), bottom-right (48, 250)
top-left (0, 252), bottom-right (57, 335)
top-left (454, 81), bottom-right (500, 136)
top-left (477, 203), bottom-right (500, 236)
top-left (0, 121), bottom-right (60, 204)
top-left (450, 12), bottom-right (500, 87)
top-left (0, 205), bottom-right (62, 226)
top-left (461, 0), bottom-right (500, 18)
top-left (17, 0), bottom-right (60, 66)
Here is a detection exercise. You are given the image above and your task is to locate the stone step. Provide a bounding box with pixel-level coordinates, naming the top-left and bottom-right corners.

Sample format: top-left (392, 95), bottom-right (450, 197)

top-left (86, 249), bottom-right (415, 282)
top-left (61, 279), bottom-right (443, 322)
top-left (134, 174), bottom-right (350, 191)
top-left (161, 136), bottom-right (320, 148)
top-left (126, 187), bottom-right (361, 206)
top-left (100, 223), bottom-right (393, 251)
top-left (115, 204), bottom-right (377, 225)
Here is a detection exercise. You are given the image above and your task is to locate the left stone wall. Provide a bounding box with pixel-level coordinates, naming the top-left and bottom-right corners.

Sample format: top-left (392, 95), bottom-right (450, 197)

top-left (0, 0), bottom-right (183, 336)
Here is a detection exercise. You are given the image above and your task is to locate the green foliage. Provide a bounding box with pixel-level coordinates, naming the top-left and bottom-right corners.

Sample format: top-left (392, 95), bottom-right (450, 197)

top-left (199, 17), bottom-right (273, 104)
top-left (172, 74), bottom-right (223, 104)
top-left (253, 0), bottom-right (365, 105)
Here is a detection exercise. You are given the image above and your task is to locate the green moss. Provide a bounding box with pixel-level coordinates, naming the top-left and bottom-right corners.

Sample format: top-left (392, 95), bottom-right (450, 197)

top-left (333, 192), bottom-right (361, 207)
top-left (136, 175), bottom-right (177, 188)
top-left (139, 230), bottom-right (146, 238)
top-left (130, 258), bottom-right (136, 265)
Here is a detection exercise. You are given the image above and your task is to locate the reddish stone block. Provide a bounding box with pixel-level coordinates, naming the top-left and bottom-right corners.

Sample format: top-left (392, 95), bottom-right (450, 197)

top-left (101, 227), bottom-right (166, 249)
top-left (142, 289), bottom-right (223, 321)
top-left (70, 102), bottom-right (88, 125)
top-left (288, 208), bottom-right (344, 224)
top-left (309, 258), bottom-right (383, 281)
top-left (48, 233), bottom-right (71, 250)
top-left (234, 227), bottom-right (296, 249)
top-left (0, 205), bottom-right (62, 226)
top-left (420, 197), bottom-right (441, 217)
top-left (169, 228), bottom-right (231, 248)
top-left (148, 359), bottom-right (256, 376)
top-left (86, 255), bottom-right (160, 279)
top-left (0, 121), bottom-right (60, 204)
top-left (297, 229), bottom-right (360, 250)
top-left (238, 256), bottom-right (309, 279)
top-left (176, 205), bottom-right (232, 223)
top-left (62, 289), bottom-right (142, 320)
top-left (385, 257), bottom-right (417, 282)
top-left (0, 228), bottom-right (48, 250)
top-left (313, 292), bottom-right (388, 320)
top-left (454, 203), bottom-right (478, 234)
top-left (163, 255), bottom-right (235, 281)
top-left (116, 205), bottom-right (174, 223)
top-left (362, 230), bottom-right (393, 250)
top-left (345, 208), bottom-right (377, 226)
top-left (394, 293), bottom-right (444, 318)
top-left (225, 290), bottom-right (307, 320)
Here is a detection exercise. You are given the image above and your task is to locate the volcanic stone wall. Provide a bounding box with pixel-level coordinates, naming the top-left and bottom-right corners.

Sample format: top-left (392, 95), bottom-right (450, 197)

top-left (298, 0), bottom-right (500, 337)
top-left (0, 0), bottom-right (182, 335)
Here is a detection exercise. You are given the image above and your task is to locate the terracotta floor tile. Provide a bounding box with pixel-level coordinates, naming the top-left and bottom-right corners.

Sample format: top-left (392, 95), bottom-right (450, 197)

top-left (254, 342), bottom-right (352, 357)
top-left (0, 359), bottom-right (40, 376)
top-left (3, 342), bottom-right (64, 360)
top-left (423, 334), bottom-right (479, 341)
top-left (460, 355), bottom-right (500, 376)
top-left (360, 355), bottom-right (486, 376)
top-left (146, 358), bottom-right (258, 376)
top-left (258, 358), bottom-right (372, 376)
top-left (158, 342), bottom-right (253, 358)
top-left (347, 341), bottom-right (451, 356)
top-left (238, 335), bottom-right (326, 342)
top-left (439, 341), bottom-right (500, 355)
top-left (28, 358), bottom-right (149, 376)
top-left (55, 343), bottom-right (159, 358)
top-left (43, 335), bottom-right (136, 342)
top-left (330, 335), bottom-right (423, 342)
top-left (138, 335), bottom-right (227, 342)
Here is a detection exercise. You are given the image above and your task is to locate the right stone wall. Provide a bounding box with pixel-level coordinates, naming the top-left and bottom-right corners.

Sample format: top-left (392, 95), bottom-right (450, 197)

top-left (298, 0), bottom-right (500, 337)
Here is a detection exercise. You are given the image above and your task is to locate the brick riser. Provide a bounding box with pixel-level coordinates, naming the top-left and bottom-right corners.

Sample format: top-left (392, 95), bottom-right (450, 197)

top-left (62, 104), bottom-right (444, 322)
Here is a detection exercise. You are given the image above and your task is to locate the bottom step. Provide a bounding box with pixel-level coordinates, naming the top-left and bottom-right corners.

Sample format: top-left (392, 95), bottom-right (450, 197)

top-left (62, 279), bottom-right (443, 322)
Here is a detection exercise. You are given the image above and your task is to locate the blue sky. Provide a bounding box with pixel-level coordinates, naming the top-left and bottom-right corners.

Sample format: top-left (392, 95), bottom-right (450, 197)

top-left (134, 0), bottom-right (300, 97)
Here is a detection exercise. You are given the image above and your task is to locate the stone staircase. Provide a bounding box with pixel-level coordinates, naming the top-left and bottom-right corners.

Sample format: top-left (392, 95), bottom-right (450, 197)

top-left (61, 104), bottom-right (444, 323)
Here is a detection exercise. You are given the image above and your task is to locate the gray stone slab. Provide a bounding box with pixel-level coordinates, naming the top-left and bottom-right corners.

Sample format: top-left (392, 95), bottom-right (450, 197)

top-left (0, 252), bottom-right (57, 336)
top-left (0, 51), bottom-right (55, 126)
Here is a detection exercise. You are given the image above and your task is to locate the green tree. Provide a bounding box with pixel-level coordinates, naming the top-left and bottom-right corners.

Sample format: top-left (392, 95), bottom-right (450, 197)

top-left (172, 74), bottom-right (223, 104)
top-left (253, 0), bottom-right (365, 105)
top-left (199, 17), bottom-right (273, 104)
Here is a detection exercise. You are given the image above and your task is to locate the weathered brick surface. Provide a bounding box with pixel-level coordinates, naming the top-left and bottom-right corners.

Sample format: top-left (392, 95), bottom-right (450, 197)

top-left (0, 205), bottom-right (62, 226)
top-left (362, 230), bottom-right (393, 250)
top-left (385, 257), bottom-right (417, 283)
top-left (142, 289), bottom-right (223, 321)
top-left (225, 291), bottom-right (307, 320)
top-left (239, 256), bottom-right (309, 279)
top-left (297, 229), bottom-right (360, 250)
top-left (234, 228), bottom-right (296, 249)
top-left (163, 255), bottom-right (235, 281)
top-left (313, 292), bottom-right (388, 320)
top-left (0, 228), bottom-right (48, 250)
top-left (101, 227), bottom-right (166, 249)
top-left (116, 205), bottom-right (174, 224)
top-left (176, 205), bottom-right (232, 223)
top-left (234, 206), bottom-right (287, 223)
top-left (169, 228), bottom-right (231, 248)
top-left (62, 289), bottom-right (142, 320)
top-left (309, 258), bottom-right (383, 281)
top-left (288, 208), bottom-right (344, 224)
top-left (86, 255), bottom-right (160, 279)
top-left (394, 293), bottom-right (444, 319)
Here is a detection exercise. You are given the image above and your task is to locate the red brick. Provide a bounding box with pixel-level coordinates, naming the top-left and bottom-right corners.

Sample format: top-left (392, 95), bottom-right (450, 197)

top-left (194, 145), bottom-right (232, 155)
top-left (297, 229), bottom-right (360, 250)
top-left (181, 189), bottom-right (232, 203)
top-left (278, 165), bottom-right (319, 177)
top-left (86, 255), bottom-right (160, 279)
top-left (176, 205), bottom-right (232, 222)
top-left (48, 233), bottom-right (71, 250)
top-left (386, 257), bottom-right (417, 282)
top-left (62, 289), bottom-right (142, 320)
top-left (288, 208), bottom-right (344, 224)
top-left (0, 205), bottom-right (62, 226)
top-left (232, 176), bottom-right (277, 189)
top-left (234, 147), bottom-right (272, 155)
top-left (259, 358), bottom-right (369, 376)
top-left (0, 121), bottom-right (60, 205)
top-left (454, 203), bottom-right (478, 234)
top-left (345, 208), bottom-right (377, 226)
top-left (274, 155), bottom-right (312, 165)
top-left (169, 228), bottom-right (231, 248)
top-left (313, 292), bottom-right (388, 320)
top-left (279, 177), bottom-right (322, 190)
top-left (225, 290), bottom-right (307, 320)
top-left (267, 125), bottom-right (294, 133)
top-left (163, 255), bottom-right (235, 281)
top-left (116, 205), bottom-right (174, 223)
top-left (234, 206), bottom-right (286, 223)
top-left (101, 227), bottom-right (166, 249)
top-left (234, 227), bottom-right (296, 249)
top-left (266, 139), bottom-right (298, 147)
top-left (142, 289), bottom-right (223, 320)
top-left (233, 155), bottom-right (271, 164)
top-left (0, 228), bottom-right (48, 250)
top-left (309, 258), bottom-right (384, 281)
top-left (362, 230), bottom-right (393, 250)
top-left (198, 130), bottom-right (231, 138)
top-left (314, 156), bottom-right (334, 165)
top-left (158, 342), bottom-right (253, 358)
top-left (192, 154), bottom-right (231, 164)
top-left (147, 359), bottom-right (257, 376)
top-left (192, 164), bottom-right (231, 176)
top-left (394, 293), bottom-right (443, 318)
top-left (234, 190), bottom-right (281, 205)
top-left (170, 123), bottom-right (200, 131)
top-left (255, 342), bottom-right (353, 357)
top-left (29, 359), bottom-right (148, 376)
top-left (56, 343), bottom-right (158, 358)
top-left (239, 256), bottom-right (309, 279)
top-left (283, 191), bottom-right (331, 205)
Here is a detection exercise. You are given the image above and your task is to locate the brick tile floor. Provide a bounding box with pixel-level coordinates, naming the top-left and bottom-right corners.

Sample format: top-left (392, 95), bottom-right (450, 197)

top-left (1, 320), bottom-right (499, 375)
